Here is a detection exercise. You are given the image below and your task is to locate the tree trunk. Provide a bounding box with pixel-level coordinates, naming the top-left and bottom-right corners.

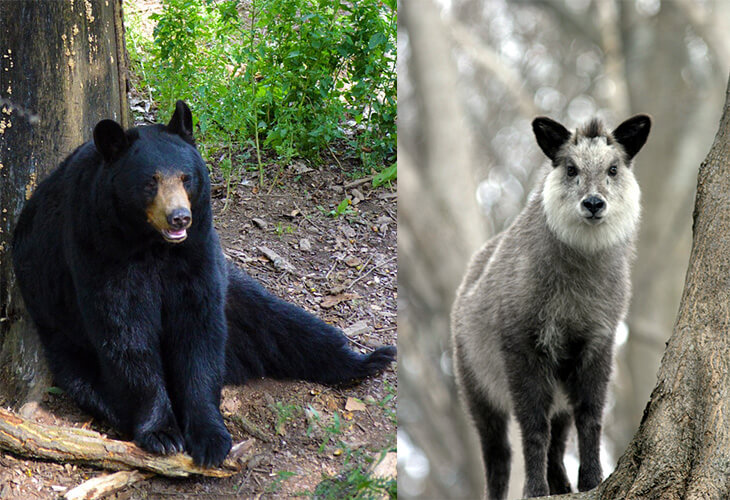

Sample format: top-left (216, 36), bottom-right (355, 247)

top-left (0, 0), bottom-right (128, 406)
top-left (548, 73), bottom-right (730, 499)
top-left (618, 2), bottom-right (726, 453)
top-left (398, 0), bottom-right (498, 496)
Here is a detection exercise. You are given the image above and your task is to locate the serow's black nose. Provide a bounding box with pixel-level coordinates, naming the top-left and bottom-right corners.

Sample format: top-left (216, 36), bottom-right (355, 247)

top-left (582, 196), bottom-right (605, 215)
top-left (168, 208), bottom-right (192, 229)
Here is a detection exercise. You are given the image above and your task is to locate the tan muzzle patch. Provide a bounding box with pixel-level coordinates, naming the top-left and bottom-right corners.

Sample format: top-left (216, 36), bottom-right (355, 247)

top-left (146, 172), bottom-right (192, 243)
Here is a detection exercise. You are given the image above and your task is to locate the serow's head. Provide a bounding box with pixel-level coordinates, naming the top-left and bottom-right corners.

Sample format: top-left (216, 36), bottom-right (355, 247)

top-left (93, 100), bottom-right (206, 244)
top-left (532, 114), bottom-right (651, 253)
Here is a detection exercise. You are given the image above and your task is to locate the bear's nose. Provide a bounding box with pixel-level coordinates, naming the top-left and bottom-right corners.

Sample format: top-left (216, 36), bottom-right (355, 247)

top-left (582, 196), bottom-right (605, 215)
top-left (168, 208), bottom-right (192, 229)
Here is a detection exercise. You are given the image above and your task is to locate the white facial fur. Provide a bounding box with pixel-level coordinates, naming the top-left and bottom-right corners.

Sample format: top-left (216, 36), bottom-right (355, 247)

top-left (542, 135), bottom-right (641, 253)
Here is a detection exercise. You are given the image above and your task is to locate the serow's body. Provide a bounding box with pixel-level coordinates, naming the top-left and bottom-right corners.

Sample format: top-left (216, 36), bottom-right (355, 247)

top-left (12, 101), bottom-right (395, 467)
top-left (451, 115), bottom-right (651, 499)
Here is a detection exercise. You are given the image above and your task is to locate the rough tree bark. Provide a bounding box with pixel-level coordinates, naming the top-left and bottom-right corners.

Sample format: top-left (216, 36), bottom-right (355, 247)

top-left (0, 1), bottom-right (128, 406)
top-left (547, 74), bottom-right (730, 499)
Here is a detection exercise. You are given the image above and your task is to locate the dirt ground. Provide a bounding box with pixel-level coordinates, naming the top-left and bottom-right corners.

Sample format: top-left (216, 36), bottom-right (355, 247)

top-left (0, 153), bottom-right (397, 498)
top-left (1, 1), bottom-right (396, 496)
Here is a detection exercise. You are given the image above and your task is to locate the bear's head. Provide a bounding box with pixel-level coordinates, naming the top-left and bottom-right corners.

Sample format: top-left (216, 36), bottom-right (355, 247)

top-left (92, 101), bottom-right (208, 244)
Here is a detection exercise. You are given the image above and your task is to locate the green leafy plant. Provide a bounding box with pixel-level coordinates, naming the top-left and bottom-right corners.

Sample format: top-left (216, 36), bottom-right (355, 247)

top-left (305, 404), bottom-right (321, 438)
top-left (304, 406), bottom-right (346, 453)
top-left (266, 470), bottom-right (297, 493)
top-left (126, 0), bottom-right (396, 185)
top-left (311, 448), bottom-right (396, 499)
top-left (318, 198), bottom-right (356, 218)
top-left (372, 163), bottom-right (397, 188)
top-left (319, 410), bottom-right (343, 453)
top-left (373, 380), bottom-right (396, 425)
top-left (275, 222), bottom-right (294, 236)
top-left (271, 401), bottom-right (302, 435)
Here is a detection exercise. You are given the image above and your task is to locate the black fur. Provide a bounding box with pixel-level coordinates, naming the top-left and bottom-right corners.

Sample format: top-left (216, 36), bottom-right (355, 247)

top-left (578, 118), bottom-right (606, 140)
top-left (12, 101), bottom-right (395, 467)
top-left (612, 114), bottom-right (651, 159)
top-left (532, 117), bottom-right (571, 161)
top-left (547, 411), bottom-right (572, 494)
top-left (223, 264), bottom-right (396, 385)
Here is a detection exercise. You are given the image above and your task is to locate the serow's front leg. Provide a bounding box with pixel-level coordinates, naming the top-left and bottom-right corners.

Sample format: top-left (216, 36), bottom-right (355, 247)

top-left (565, 345), bottom-right (612, 491)
top-left (506, 353), bottom-right (554, 498)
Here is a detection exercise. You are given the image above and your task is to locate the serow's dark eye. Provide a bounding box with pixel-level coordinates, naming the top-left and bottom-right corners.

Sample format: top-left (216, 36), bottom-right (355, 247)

top-left (181, 174), bottom-right (190, 183)
top-left (608, 165), bottom-right (618, 177)
top-left (566, 163), bottom-right (578, 177)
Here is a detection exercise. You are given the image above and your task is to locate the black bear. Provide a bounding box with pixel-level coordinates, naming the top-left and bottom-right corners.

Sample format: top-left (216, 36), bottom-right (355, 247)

top-left (11, 101), bottom-right (396, 467)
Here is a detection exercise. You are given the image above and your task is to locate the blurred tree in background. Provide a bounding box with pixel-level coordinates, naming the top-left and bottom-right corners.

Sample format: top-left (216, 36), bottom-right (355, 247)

top-left (397, 0), bottom-right (730, 498)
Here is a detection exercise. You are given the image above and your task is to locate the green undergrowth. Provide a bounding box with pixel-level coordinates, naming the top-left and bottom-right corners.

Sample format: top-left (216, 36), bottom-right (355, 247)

top-left (265, 384), bottom-right (396, 498)
top-left (310, 448), bottom-right (397, 499)
top-left (125, 0), bottom-right (397, 186)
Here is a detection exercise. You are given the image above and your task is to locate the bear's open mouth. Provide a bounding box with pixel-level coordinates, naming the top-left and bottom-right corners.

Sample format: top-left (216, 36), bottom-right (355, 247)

top-left (162, 228), bottom-right (188, 242)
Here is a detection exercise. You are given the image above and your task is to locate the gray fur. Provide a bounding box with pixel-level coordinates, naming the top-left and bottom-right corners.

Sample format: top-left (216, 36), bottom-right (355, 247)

top-left (451, 115), bottom-right (651, 499)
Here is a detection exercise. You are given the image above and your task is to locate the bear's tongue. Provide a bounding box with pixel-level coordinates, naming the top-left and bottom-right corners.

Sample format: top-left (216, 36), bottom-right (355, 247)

top-left (165, 228), bottom-right (187, 240)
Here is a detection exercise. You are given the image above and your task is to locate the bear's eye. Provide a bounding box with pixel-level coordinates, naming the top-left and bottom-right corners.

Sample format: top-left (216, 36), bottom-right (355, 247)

top-left (608, 164), bottom-right (618, 177)
top-left (145, 177), bottom-right (157, 190)
top-left (566, 162), bottom-right (578, 177)
top-left (181, 174), bottom-right (190, 183)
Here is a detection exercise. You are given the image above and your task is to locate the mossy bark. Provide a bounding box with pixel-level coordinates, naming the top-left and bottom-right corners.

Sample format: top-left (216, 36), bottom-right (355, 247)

top-left (0, 0), bottom-right (129, 406)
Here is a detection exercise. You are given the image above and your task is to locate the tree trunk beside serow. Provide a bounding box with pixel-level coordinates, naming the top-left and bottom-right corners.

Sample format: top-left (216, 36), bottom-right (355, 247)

top-left (541, 75), bottom-right (730, 500)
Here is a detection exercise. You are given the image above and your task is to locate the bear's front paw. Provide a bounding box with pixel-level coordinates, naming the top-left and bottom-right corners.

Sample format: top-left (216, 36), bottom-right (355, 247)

top-left (134, 417), bottom-right (185, 456)
top-left (185, 420), bottom-right (232, 468)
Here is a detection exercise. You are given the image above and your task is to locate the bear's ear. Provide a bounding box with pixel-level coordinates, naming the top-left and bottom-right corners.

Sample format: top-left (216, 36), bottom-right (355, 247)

top-left (613, 114), bottom-right (651, 160)
top-left (167, 100), bottom-right (194, 145)
top-left (532, 117), bottom-right (571, 162)
top-left (93, 119), bottom-right (129, 163)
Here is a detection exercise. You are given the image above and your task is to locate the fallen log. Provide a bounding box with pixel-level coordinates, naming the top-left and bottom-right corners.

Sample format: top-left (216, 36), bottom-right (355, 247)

top-left (0, 408), bottom-right (246, 477)
top-left (63, 470), bottom-right (151, 500)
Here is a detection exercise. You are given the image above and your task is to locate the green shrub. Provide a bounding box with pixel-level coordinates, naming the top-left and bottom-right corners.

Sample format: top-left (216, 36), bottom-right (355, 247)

top-left (126, 0), bottom-right (396, 180)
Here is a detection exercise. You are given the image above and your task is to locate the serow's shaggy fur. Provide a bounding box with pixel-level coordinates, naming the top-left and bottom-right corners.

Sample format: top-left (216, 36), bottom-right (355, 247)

top-left (452, 114), bottom-right (650, 499)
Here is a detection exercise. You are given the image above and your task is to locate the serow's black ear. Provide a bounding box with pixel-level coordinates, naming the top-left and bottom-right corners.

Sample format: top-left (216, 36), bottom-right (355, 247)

top-left (93, 119), bottom-right (129, 162)
top-left (532, 117), bottom-right (571, 162)
top-left (613, 114), bottom-right (651, 160)
top-left (167, 100), bottom-right (194, 145)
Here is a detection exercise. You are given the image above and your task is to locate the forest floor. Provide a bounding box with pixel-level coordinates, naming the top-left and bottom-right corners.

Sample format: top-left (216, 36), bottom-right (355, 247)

top-left (2, 0), bottom-right (396, 496)
top-left (1, 137), bottom-right (397, 498)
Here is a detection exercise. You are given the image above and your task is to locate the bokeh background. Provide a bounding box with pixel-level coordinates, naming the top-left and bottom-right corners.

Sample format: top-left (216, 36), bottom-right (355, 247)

top-left (397, 0), bottom-right (730, 498)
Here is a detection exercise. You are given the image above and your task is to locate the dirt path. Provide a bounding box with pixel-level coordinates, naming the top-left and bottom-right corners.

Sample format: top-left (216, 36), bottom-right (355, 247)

top-left (0, 164), bottom-right (397, 498)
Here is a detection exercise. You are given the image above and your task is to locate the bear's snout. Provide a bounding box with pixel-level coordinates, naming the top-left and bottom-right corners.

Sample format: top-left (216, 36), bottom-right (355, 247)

top-left (167, 208), bottom-right (192, 230)
top-left (145, 172), bottom-right (192, 243)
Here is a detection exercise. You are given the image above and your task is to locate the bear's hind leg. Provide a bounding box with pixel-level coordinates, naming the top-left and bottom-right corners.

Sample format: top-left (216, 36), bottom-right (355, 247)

top-left (41, 330), bottom-right (128, 430)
